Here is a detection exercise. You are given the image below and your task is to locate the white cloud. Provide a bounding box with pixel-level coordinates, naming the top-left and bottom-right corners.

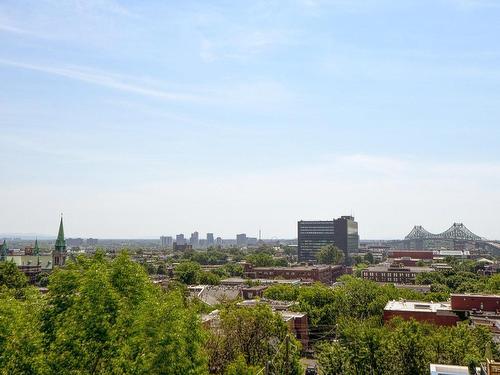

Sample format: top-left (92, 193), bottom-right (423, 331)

top-left (0, 59), bottom-right (199, 102)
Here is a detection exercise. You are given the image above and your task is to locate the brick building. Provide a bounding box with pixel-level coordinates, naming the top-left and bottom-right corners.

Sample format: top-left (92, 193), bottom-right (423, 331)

top-left (451, 294), bottom-right (500, 313)
top-left (383, 300), bottom-right (460, 326)
top-left (362, 263), bottom-right (433, 284)
top-left (244, 264), bottom-right (345, 284)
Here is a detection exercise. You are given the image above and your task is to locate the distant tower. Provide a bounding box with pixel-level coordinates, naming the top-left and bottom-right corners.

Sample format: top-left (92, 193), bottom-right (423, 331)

top-left (33, 238), bottom-right (40, 256)
top-left (53, 216), bottom-right (67, 267)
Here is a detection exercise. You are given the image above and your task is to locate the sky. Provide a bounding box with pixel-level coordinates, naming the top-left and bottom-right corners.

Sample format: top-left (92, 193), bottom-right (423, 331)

top-left (1, 0), bottom-right (499, 240)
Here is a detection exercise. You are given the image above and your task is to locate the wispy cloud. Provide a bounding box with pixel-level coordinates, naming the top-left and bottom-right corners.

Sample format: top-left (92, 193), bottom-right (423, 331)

top-left (0, 59), bottom-right (199, 102)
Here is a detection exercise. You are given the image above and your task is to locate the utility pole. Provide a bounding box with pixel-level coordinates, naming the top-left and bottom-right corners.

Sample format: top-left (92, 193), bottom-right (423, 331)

top-left (285, 334), bottom-right (290, 375)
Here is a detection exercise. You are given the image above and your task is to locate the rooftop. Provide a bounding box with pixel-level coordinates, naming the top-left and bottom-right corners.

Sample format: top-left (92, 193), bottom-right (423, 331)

top-left (430, 364), bottom-right (470, 375)
top-left (385, 300), bottom-right (452, 313)
top-left (365, 264), bottom-right (434, 273)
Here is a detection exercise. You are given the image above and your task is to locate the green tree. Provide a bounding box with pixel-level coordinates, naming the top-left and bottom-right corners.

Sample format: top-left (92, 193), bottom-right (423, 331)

top-left (0, 261), bottom-right (27, 289)
top-left (316, 245), bottom-right (344, 265)
top-left (224, 355), bottom-right (260, 375)
top-left (364, 252), bottom-right (374, 264)
top-left (175, 261), bottom-right (202, 285)
top-left (41, 253), bottom-right (208, 375)
top-left (207, 304), bottom-right (301, 374)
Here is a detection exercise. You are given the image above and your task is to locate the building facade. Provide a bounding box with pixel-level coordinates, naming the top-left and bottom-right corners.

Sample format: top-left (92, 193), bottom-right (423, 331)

top-left (383, 300), bottom-right (460, 326)
top-left (361, 263), bottom-right (434, 284)
top-left (244, 263), bottom-right (345, 284)
top-left (236, 233), bottom-right (247, 247)
top-left (451, 294), bottom-right (500, 313)
top-left (333, 216), bottom-right (359, 260)
top-left (297, 220), bottom-right (335, 262)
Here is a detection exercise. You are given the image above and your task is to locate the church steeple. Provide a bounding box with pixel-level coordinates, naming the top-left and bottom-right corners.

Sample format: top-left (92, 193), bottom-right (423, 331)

top-left (53, 215), bottom-right (67, 267)
top-left (55, 215), bottom-right (66, 253)
top-left (33, 238), bottom-right (40, 256)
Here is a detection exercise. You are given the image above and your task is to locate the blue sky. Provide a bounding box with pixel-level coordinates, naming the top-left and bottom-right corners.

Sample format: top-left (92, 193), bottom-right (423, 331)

top-left (1, 0), bottom-right (499, 239)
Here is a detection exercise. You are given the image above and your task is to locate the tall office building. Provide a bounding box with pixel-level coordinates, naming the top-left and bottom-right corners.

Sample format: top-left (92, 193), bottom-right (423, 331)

top-left (176, 234), bottom-right (186, 246)
top-left (215, 237), bottom-right (223, 247)
top-left (298, 220), bottom-right (335, 262)
top-left (160, 236), bottom-right (173, 248)
top-left (206, 233), bottom-right (214, 247)
top-left (333, 216), bottom-right (359, 260)
top-left (236, 233), bottom-right (247, 247)
top-left (190, 231), bottom-right (199, 248)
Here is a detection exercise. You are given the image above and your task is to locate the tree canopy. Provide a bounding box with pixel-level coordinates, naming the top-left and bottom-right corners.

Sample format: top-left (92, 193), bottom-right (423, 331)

top-left (316, 245), bottom-right (344, 265)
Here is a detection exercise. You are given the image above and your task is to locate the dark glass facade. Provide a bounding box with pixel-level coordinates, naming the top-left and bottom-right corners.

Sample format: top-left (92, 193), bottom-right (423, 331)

top-left (297, 220), bottom-right (335, 262)
top-left (333, 216), bottom-right (359, 260)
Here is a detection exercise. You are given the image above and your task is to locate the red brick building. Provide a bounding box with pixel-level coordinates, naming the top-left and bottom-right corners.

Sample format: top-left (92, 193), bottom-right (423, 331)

top-left (383, 300), bottom-right (460, 326)
top-left (451, 294), bottom-right (500, 313)
top-left (362, 264), bottom-right (433, 284)
top-left (244, 264), bottom-right (344, 284)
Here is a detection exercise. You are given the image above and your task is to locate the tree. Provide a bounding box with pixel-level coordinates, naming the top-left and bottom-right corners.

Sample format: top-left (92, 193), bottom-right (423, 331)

top-left (175, 261), bottom-right (202, 285)
top-left (245, 253), bottom-right (274, 267)
top-left (316, 245), bottom-right (344, 265)
top-left (364, 252), bottom-right (374, 264)
top-left (224, 355), bottom-right (260, 375)
top-left (0, 261), bottom-right (27, 289)
top-left (207, 304), bottom-right (301, 374)
top-left (41, 253), bottom-right (208, 375)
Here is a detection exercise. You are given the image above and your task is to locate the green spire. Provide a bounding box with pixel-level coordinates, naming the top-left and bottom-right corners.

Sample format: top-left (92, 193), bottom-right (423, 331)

top-left (33, 238), bottom-right (40, 256)
top-left (55, 216), bottom-right (66, 253)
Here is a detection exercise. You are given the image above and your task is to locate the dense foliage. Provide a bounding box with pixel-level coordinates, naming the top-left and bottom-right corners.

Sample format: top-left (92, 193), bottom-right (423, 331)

top-left (264, 276), bottom-right (448, 333)
top-left (264, 275), bottom-right (499, 374)
top-left (317, 318), bottom-right (496, 375)
top-left (1, 253), bottom-right (207, 374)
top-left (206, 303), bottom-right (302, 375)
top-left (0, 254), bottom-right (302, 375)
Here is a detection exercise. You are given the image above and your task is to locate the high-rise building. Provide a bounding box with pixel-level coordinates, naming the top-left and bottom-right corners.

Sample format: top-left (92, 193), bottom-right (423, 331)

top-left (297, 220), bottom-right (335, 262)
top-left (206, 233), bottom-right (214, 247)
top-left (236, 233), bottom-right (247, 247)
top-left (190, 231), bottom-right (199, 248)
top-left (333, 216), bottom-right (359, 260)
top-left (176, 234), bottom-right (186, 246)
top-left (160, 236), bottom-right (173, 248)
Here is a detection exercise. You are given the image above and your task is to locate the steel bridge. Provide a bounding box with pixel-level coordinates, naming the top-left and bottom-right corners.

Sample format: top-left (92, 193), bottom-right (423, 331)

top-left (405, 223), bottom-right (483, 241)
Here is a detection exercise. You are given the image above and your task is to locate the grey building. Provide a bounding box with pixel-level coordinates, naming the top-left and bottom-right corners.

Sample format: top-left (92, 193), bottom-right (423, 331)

top-left (297, 220), bottom-right (335, 262)
top-left (176, 234), bottom-right (186, 246)
top-left (333, 216), bottom-right (359, 260)
top-left (236, 233), bottom-right (247, 247)
top-left (190, 231), bottom-right (199, 248)
top-left (207, 233), bottom-right (214, 247)
top-left (160, 236), bottom-right (173, 248)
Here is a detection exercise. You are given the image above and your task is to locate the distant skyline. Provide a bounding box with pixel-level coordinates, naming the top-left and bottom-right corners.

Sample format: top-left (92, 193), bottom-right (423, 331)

top-left (1, 1), bottom-right (500, 239)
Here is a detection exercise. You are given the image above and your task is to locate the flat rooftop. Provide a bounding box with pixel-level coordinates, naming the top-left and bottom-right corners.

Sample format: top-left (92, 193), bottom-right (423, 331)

top-left (365, 264), bottom-right (434, 272)
top-left (430, 364), bottom-right (470, 375)
top-left (385, 300), bottom-right (452, 313)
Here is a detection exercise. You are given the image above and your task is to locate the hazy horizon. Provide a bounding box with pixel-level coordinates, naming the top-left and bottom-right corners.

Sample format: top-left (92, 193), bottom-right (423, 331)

top-left (1, 0), bottom-right (499, 239)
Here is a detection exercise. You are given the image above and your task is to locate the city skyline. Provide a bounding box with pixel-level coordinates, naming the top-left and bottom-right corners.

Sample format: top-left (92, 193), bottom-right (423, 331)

top-left (1, 1), bottom-right (500, 239)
